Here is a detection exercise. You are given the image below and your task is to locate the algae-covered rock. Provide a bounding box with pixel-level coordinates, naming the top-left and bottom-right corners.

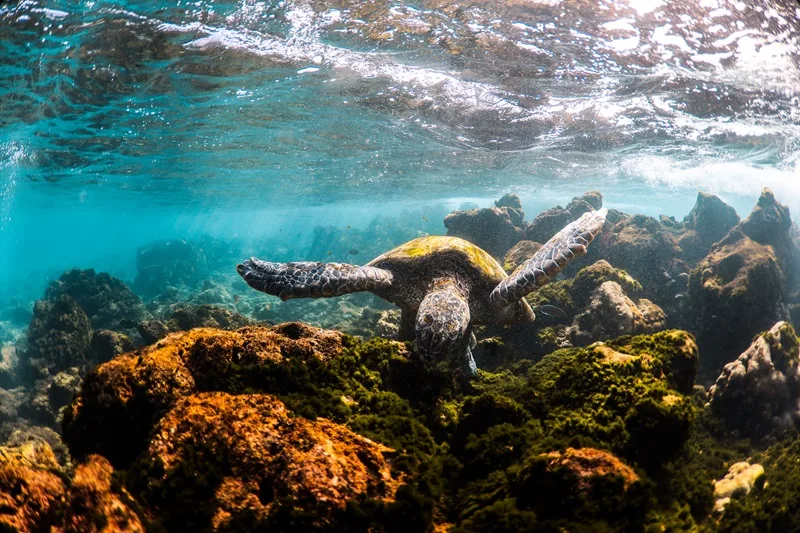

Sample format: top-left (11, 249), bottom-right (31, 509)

top-left (526, 191), bottom-right (602, 245)
top-left (0, 439), bottom-right (143, 533)
top-left (517, 447), bottom-right (646, 528)
top-left (483, 260), bottom-right (664, 362)
top-left (26, 294), bottom-right (92, 377)
top-left (444, 203), bottom-right (525, 258)
top-left (139, 392), bottom-right (399, 530)
top-left (567, 280), bottom-right (666, 345)
top-left (0, 440), bottom-right (65, 532)
top-left (88, 329), bottom-right (134, 364)
top-left (679, 192), bottom-right (740, 262)
top-left (709, 321), bottom-right (800, 441)
top-left (502, 240), bottom-right (542, 273)
top-left (689, 189), bottom-right (796, 373)
top-left (44, 268), bottom-right (151, 333)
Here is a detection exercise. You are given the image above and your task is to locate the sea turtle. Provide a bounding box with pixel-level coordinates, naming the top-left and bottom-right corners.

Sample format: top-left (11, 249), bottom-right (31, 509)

top-left (237, 208), bottom-right (608, 376)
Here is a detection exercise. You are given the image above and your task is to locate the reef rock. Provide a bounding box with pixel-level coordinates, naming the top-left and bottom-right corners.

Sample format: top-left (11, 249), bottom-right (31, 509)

top-left (502, 240), bottom-right (542, 273)
top-left (0, 439), bottom-right (65, 532)
top-left (23, 368), bottom-right (83, 428)
top-left (519, 447), bottom-right (644, 522)
top-left (140, 392), bottom-right (399, 530)
top-left (26, 295), bottom-right (92, 377)
top-left (137, 304), bottom-right (255, 346)
top-left (709, 322), bottom-right (800, 441)
top-left (526, 191), bottom-right (602, 244)
top-left (568, 281), bottom-right (666, 345)
top-left (0, 438), bottom-right (143, 532)
top-left (713, 462), bottom-right (764, 514)
top-left (599, 213), bottom-right (686, 304)
top-left (689, 189), bottom-right (797, 373)
top-left (88, 329), bottom-right (134, 364)
top-left (678, 192), bottom-right (740, 262)
top-left (487, 260), bottom-right (664, 361)
top-left (444, 195), bottom-right (525, 258)
top-left (44, 268), bottom-right (151, 333)
top-left (134, 239), bottom-right (209, 297)
top-left (0, 344), bottom-right (19, 388)
top-left (63, 323), bottom-right (345, 465)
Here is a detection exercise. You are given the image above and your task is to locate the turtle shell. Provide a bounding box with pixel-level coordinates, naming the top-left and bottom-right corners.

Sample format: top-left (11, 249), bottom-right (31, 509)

top-left (367, 236), bottom-right (533, 324)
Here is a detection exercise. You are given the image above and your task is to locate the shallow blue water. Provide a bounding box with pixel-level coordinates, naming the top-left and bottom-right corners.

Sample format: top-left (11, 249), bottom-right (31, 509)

top-left (2, 0), bottom-right (800, 301)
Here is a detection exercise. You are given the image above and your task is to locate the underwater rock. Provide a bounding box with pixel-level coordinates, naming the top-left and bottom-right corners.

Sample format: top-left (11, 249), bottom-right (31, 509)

top-left (139, 392), bottom-right (399, 530)
top-left (61, 455), bottom-right (145, 532)
top-left (526, 191), bottom-right (602, 244)
top-left (444, 198), bottom-right (525, 258)
top-left (678, 192), bottom-right (740, 262)
top-left (23, 368), bottom-right (83, 428)
top-left (502, 240), bottom-right (542, 273)
top-left (0, 438), bottom-right (143, 532)
top-left (0, 439), bottom-right (65, 532)
top-left (567, 280), bottom-right (666, 345)
top-left (168, 303), bottom-right (254, 331)
top-left (134, 239), bottom-right (209, 297)
top-left (44, 268), bottom-right (151, 333)
top-left (0, 344), bottom-right (19, 388)
top-left (713, 461), bottom-right (764, 514)
top-left (518, 447), bottom-right (645, 525)
top-left (4, 426), bottom-right (70, 469)
top-left (63, 324), bottom-right (345, 466)
top-left (598, 213), bottom-right (686, 304)
top-left (689, 189), bottom-right (795, 374)
top-left (486, 260), bottom-right (657, 361)
top-left (708, 321), bottom-right (800, 441)
top-left (88, 329), bottom-right (134, 364)
top-left (137, 319), bottom-right (171, 345)
top-left (26, 294), bottom-right (92, 377)
top-left (0, 387), bottom-right (26, 439)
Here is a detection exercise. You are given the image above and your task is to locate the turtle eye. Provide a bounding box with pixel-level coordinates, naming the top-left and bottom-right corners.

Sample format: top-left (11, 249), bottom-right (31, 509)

top-left (421, 314), bottom-right (434, 327)
top-left (445, 320), bottom-right (458, 334)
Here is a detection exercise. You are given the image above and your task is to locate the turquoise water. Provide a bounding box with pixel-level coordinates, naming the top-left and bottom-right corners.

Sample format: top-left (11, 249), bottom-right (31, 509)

top-left (2, 0), bottom-right (800, 301)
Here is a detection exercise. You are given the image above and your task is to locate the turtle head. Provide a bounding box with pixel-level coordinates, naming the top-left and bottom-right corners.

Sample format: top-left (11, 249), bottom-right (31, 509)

top-left (413, 280), bottom-right (471, 364)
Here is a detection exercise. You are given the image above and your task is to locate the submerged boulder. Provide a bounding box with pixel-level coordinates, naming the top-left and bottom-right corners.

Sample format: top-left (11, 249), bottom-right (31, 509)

top-left (26, 295), bottom-right (92, 377)
top-left (444, 193), bottom-right (526, 258)
top-left (567, 280), bottom-right (666, 346)
top-left (678, 192), bottom-right (740, 262)
top-left (0, 438), bottom-right (143, 532)
top-left (44, 268), bottom-right (151, 333)
top-left (709, 321), bottom-right (800, 441)
top-left (484, 260), bottom-right (665, 361)
top-left (526, 191), bottom-right (602, 244)
top-left (139, 392), bottom-right (399, 530)
top-left (689, 189), bottom-right (797, 373)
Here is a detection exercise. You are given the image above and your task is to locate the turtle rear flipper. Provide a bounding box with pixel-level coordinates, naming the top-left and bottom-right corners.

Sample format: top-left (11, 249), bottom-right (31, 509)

top-left (490, 208), bottom-right (607, 308)
top-left (237, 259), bottom-right (393, 301)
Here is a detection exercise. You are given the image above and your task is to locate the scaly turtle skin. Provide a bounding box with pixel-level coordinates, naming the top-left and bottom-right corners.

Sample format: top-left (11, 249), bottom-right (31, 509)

top-left (237, 208), bottom-right (607, 376)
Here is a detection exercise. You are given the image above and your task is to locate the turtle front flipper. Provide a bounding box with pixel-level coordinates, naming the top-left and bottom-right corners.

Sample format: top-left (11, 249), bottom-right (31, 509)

top-left (490, 208), bottom-right (608, 308)
top-left (237, 258), bottom-right (393, 301)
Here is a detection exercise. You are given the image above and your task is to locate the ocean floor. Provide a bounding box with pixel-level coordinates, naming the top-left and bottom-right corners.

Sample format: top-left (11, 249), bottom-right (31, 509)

top-left (2, 188), bottom-right (800, 531)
